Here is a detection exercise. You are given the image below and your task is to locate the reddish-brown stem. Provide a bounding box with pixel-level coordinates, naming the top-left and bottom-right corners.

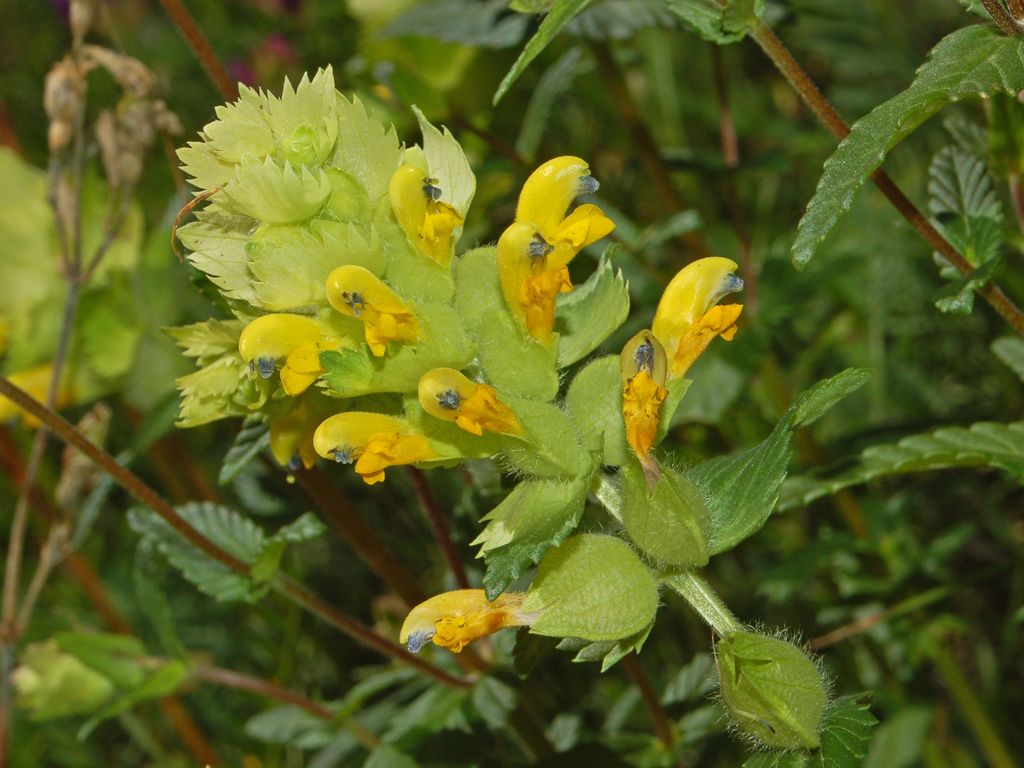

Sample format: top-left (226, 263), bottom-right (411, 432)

top-left (294, 467), bottom-right (426, 607)
top-left (1011, 0), bottom-right (1024, 21)
top-left (405, 468), bottom-right (470, 590)
top-left (621, 654), bottom-right (675, 749)
top-left (0, 376), bottom-right (471, 690)
top-left (980, 0), bottom-right (1023, 35)
top-left (749, 20), bottom-right (1024, 336)
top-left (156, 0), bottom-right (237, 101)
top-left (1009, 174), bottom-right (1024, 233)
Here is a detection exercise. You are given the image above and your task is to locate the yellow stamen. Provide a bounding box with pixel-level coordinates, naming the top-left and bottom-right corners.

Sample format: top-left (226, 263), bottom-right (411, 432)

top-left (389, 164), bottom-right (464, 265)
top-left (325, 265), bottom-right (419, 356)
top-left (399, 590), bottom-right (528, 654)
top-left (620, 330), bottom-right (668, 481)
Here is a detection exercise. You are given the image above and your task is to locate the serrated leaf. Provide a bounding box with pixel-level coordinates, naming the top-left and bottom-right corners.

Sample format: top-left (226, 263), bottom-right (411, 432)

top-left (565, 355), bottom-right (628, 465)
top-left (781, 421), bottom-right (1024, 509)
top-left (620, 460), bottom-right (710, 566)
top-left (383, 0), bottom-right (530, 49)
top-left (263, 67), bottom-right (339, 167)
top-left (331, 95), bottom-right (402, 204)
top-left (245, 704), bottom-right (338, 748)
top-left (167, 318), bottom-right (245, 366)
top-left (176, 212), bottom-right (260, 305)
top-left (414, 106), bottom-right (476, 218)
top-left (557, 622), bottom-right (653, 671)
top-left (793, 26), bottom-right (1024, 267)
top-left (928, 146), bottom-right (1002, 268)
top-left (664, 0), bottom-right (760, 44)
top-left (219, 156), bottom-right (331, 224)
top-left (494, 0), bottom-right (598, 104)
top-left (567, 0), bottom-right (678, 40)
top-left (692, 368), bottom-right (868, 553)
top-left (523, 534), bottom-right (658, 641)
top-left (555, 250), bottom-right (630, 367)
top-left (475, 472), bottom-right (592, 599)
top-left (499, 397), bottom-right (589, 477)
top-left (219, 417), bottom-right (271, 485)
top-left (992, 336), bottom-right (1024, 381)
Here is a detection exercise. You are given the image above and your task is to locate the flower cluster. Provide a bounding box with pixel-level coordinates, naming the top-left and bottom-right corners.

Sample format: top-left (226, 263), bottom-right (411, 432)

top-left (172, 68), bottom-right (827, 752)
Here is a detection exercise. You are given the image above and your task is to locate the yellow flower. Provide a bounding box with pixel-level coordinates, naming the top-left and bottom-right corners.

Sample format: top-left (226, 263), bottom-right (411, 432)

top-left (400, 590), bottom-right (530, 653)
top-left (389, 164), bottom-right (464, 265)
top-left (0, 364), bottom-right (73, 427)
top-left (325, 265), bottom-right (419, 357)
top-left (620, 330), bottom-right (668, 483)
top-left (270, 396), bottom-right (334, 473)
top-left (497, 157), bottom-right (615, 342)
top-left (313, 412), bottom-right (435, 485)
top-left (652, 257), bottom-right (744, 379)
top-left (238, 314), bottom-right (339, 396)
top-left (418, 368), bottom-right (522, 437)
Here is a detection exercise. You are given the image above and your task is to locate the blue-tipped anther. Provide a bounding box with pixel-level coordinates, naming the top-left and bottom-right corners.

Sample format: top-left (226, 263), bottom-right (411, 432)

top-left (343, 291), bottom-right (365, 317)
top-left (577, 175), bottom-right (599, 196)
top-left (330, 446), bottom-right (354, 464)
top-left (406, 630), bottom-right (435, 653)
top-left (436, 390), bottom-right (461, 411)
top-left (257, 357), bottom-right (276, 379)
top-left (634, 341), bottom-right (655, 374)
top-left (527, 233), bottom-right (554, 261)
top-left (422, 177), bottom-right (442, 202)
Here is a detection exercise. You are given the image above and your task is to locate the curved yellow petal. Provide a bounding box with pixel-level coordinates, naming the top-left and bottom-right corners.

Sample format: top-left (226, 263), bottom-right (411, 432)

top-left (547, 203), bottom-right (616, 271)
top-left (399, 590), bottom-right (528, 653)
top-left (516, 156), bottom-right (598, 235)
top-left (652, 258), bottom-right (744, 379)
top-left (238, 314), bottom-right (322, 377)
top-left (497, 222), bottom-right (541, 322)
top-left (418, 368), bottom-right (521, 436)
top-left (313, 412), bottom-right (435, 485)
top-left (326, 265), bottom-right (419, 356)
top-left (389, 164), bottom-right (463, 265)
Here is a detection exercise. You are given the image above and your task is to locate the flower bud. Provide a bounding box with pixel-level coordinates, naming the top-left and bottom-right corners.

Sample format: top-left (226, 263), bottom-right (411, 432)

top-left (13, 640), bottom-right (114, 721)
top-left (716, 631), bottom-right (828, 749)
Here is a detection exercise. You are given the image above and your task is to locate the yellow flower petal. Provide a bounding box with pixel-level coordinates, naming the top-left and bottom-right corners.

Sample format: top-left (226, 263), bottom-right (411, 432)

top-left (651, 257), bottom-right (744, 379)
top-left (270, 396), bottom-right (333, 471)
top-left (399, 590), bottom-right (529, 654)
top-left (0, 364), bottom-right (73, 427)
top-left (313, 412), bottom-right (435, 485)
top-left (546, 203), bottom-right (616, 271)
top-left (520, 266), bottom-right (573, 343)
top-left (389, 164), bottom-right (464, 265)
top-left (516, 156), bottom-right (599, 236)
top-left (326, 265), bottom-right (419, 356)
top-left (418, 368), bottom-right (521, 436)
top-left (239, 314), bottom-right (339, 395)
top-left (620, 331), bottom-right (668, 482)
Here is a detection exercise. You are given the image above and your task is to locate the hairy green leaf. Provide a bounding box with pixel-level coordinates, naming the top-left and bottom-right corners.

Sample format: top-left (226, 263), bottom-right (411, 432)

top-left (665, 0), bottom-right (761, 44)
top-left (219, 417), bottom-right (270, 485)
top-left (793, 26), bottom-right (1024, 267)
top-left (555, 249), bottom-right (630, 367)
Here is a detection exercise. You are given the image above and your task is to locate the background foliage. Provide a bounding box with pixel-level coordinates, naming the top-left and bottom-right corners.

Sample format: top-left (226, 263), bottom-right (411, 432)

top-left (1, 0), bottom-right (1022, 766)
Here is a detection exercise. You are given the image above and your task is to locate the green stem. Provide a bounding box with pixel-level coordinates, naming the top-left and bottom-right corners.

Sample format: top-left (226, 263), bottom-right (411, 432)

top-left (663, 571), bottom-right (742, 636)
top-left (747, 19), bottom-right (1024, 337)
top-left (929, 642), bottom-right (1016, 768)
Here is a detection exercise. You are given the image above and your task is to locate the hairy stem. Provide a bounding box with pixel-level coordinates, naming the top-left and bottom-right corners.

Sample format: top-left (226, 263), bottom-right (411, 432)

top-left (1011, 0), bottom-right (1024, 22)
top-left (748, 20), bottom-right (1024, 336)
top-left (980, 0), bottom-right (1023, 35)
top-left (621, 654), bottom-right (675, 748)
top-left (156, 0), bottom-right (237, 100)
top-left (405, 468), bottom-right (470, 590)
top-left (0, 376), bottom-right (472, 690)
top-left (663, 571), bottom-right (742, 636)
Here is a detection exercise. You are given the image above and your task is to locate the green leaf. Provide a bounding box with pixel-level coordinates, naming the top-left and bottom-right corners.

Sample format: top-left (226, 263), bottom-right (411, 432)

top-left (167, 318), bottom-right (245, 366)
top-left (556, 622), bottom-right (653, 671)
top-left (366, 746), bottom-right (420, 768)
top-left (928, 146), bottom-right (1002, 267)
top-left (781, 421), bottom-right (1024, 509)
top-left (176, 212), bottom-right (261, 306)
top-left (565, 355), bottom-right (628, 466)
top-left (555, 249), bottom-right (630, 367)
top-left (793, 26), bottom-right (1024, 267)
top-left (383, 0), bottom-right (530, 49)
top-left (219, 156), bottom-right (331, 225)
top-left (524, 534), bottom-right (658, 641)
top-left (245, 704), bottom-right (337, 748)
top-left (54, 632), bottom-right (147, 689)
top-left (475, 472), bottom-right (593, 600)
top-left (516, 47), bottom-right (588, 160)
top-left (494, 0), bottom-right (598, 105)
top-left (263, 67), bottom-right (340, 168)
top-left (934, 256), bottom-right (1000, 315)
top-left (992, 336), bottom-right (1024, 381)
top-left (330, 94), bottom-right (402, 204)
top-left (567, 0), bottom-right (679, 40)
top-left (413, 106), bottom-right (476, 218)
top-left (744, 693), bottom-right (877, 767)
top-left (619, 460), bottom-right (710, 567)
top-left (219, 417), bottom-right (270, 485)
top-left (692, 368), bottom-right (869, 554)
top-left (81, 661), bottom-right (188, 737)
top-left (499, 397), bottom-right (589, 477)
top-left (664, 0), bottom-right (761, 44)
top-left (453, 248), bottom-right (559, 400)
top-left (319, 302), bottom-right (474, 397)
top-left (470, 676), bottom-right (518, 729)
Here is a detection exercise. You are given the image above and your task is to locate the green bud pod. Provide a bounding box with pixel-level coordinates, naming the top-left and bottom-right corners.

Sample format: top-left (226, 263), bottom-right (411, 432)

top-left (620, 460), bottom-right (709, 567)
top-left (523, 534), bottom-right (658, 642)
top-left (716, 631), bottom-right (828, 749)
top-left (13, 640), bottom-right (115, 721)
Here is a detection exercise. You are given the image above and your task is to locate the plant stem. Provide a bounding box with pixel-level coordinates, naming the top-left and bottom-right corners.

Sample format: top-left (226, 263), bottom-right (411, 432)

top-left (156, 0), bottom-right (236, 101)
top-left (0, 375), bottom-right (472, 690)
top-left (405, 468), bottom-right (470, 590)
top-left (294, 467), bottom-right (426, 607)
top-left (980, 0), bottom-right (1023, 35)
top-left (191, 664), bottom-right (380, 749)
top-left (929, 642), bottom-right (1016, 768)
top-left (663, 571), bottom-right (742, 636)
top-left (1011, 0), bottom-right (1024, 22)
top-left (807, 587), bottom-right (948, 650)
top-left (621, 654), bottom-right (675, 749)
top-left (748, 20), bottom-right (1024, 336)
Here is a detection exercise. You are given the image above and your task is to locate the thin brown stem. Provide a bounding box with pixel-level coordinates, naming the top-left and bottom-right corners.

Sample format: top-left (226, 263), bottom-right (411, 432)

top-left (156, 0), bottom-right (236, 101)
top-left (621, 654), bottom-right (675, 749)
top-left (0, 375), bottom-right (472, 690)
top-left (1010, 0), bottom-right (1024, 21)
top-left (405, 468), bottom-right (469, 590)
top-left (294, 467), bottom-right (426, 607)
top-left (14, 525), bottom-right (68, 634)
top-left (1009, 174), bottom-right (1024, 233)
top-left (807, 587), bottom-right (948, 651)
top-left (980, 0), bottom-right (1023, 35)
top-left (749, 20), bottom-right (1024, 336)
